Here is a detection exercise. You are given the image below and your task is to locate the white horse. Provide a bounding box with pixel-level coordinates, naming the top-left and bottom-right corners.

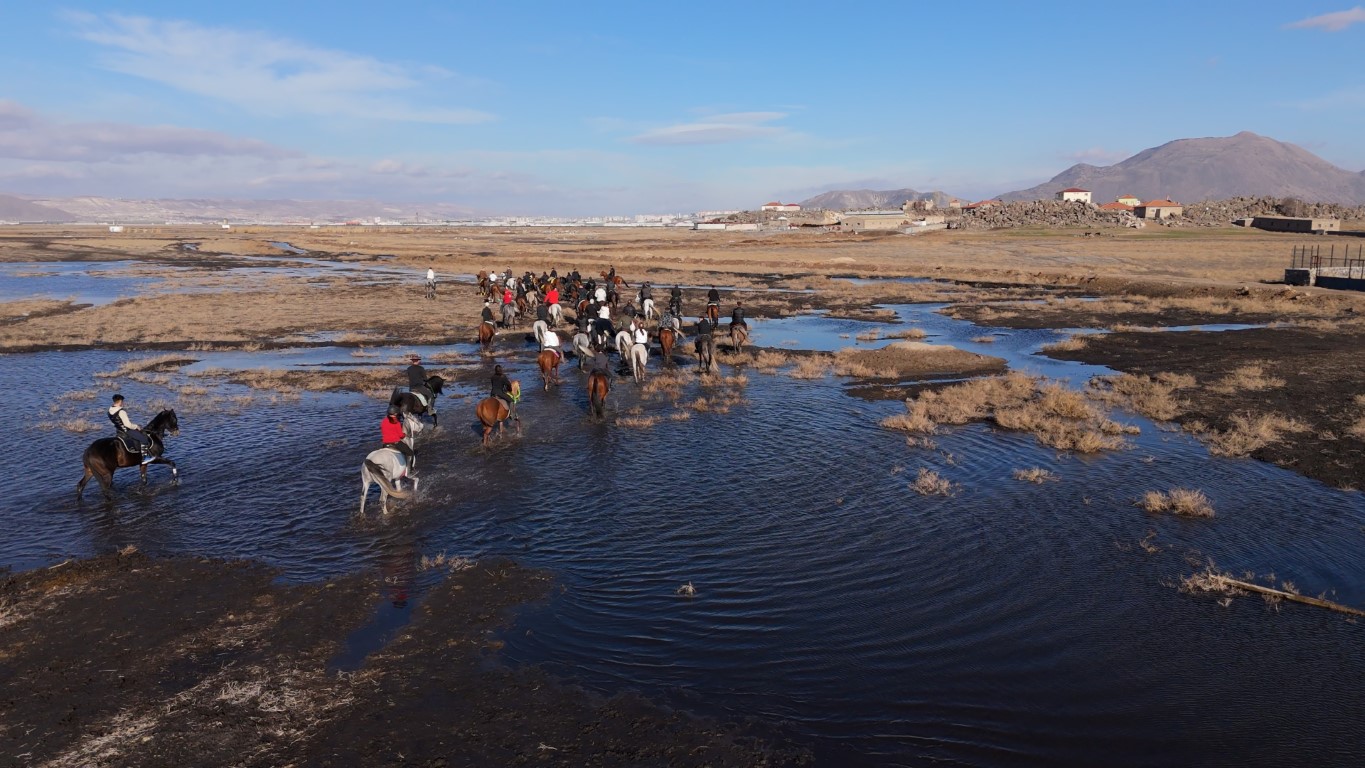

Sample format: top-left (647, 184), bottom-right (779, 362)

top-left (500, 302), bottom-right (517, 328)
top-left (532, 319), bottom-right (549, 346)
top-left (628, 342), bottom-right (648, 383)
top-left (360, 449), bottom-right (415, 516)
top-left (639, 297), bottom-right (659, 322)
top-left (614, 329), bottom-right (633, 354)
top-left (547, 302), bottom-right (564, 325)
top-left (572, 332), bottom-right (593, 369)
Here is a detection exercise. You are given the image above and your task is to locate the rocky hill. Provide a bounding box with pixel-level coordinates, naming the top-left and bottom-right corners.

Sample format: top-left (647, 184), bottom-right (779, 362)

top-left (799, 188), bottom-right (962, 211)
top-left (1000, 132), bottom-right (1365, 205)
top-left (0, 194), bottom-right (73, 222)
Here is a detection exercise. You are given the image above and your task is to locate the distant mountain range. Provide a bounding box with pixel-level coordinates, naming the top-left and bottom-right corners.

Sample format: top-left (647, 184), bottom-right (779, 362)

top-left (798, 188), bottom-right (962, 211)
top-left (999, 132), bottom-right (1365, 205)
top-left (0, 194), bottom-right (72, 222)
top-left (0, 195), bottom-right (478, 224)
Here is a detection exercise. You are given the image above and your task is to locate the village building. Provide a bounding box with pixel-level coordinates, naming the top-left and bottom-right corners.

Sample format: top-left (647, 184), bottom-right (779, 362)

top-left (760, 202), bottom-right (802, 212)
top-left (963, 200), bottom-right (1001, 210)
top-left (1097, 201), bottom-right (1134, 212)
top-left (1251, 216), bottom-right (1341, 234)
top-left (1056, 187), bottom-right (1092, 204)
top-left (1116, 194), bottom-right (1141, 207)
top-left (1134, 199), bottom-right (1183, 220)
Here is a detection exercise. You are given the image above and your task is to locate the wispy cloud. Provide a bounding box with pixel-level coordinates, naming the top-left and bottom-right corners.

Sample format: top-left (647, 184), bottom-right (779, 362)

top-left (66, 12), bottom-right (494, 124)
top-left (0, 100), bottom-right (295, 161)
top-left (1286, 6), bottom-right (1365, 31)
top-left (629, 112), bottom-right (789, 145)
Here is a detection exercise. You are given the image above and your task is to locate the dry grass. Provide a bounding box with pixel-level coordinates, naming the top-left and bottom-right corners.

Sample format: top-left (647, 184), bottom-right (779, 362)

top-left (1087, 372), bottom-right (1194, 422)
top-left (641, 371), bottom-right (686, 398)
top-left (1140, 488), bottom-right (1215, 518)
top-left (35, 417), bottom-right (103, 433)
top-left (1204, 412), bottom-right (1309, 457)
top-left (1348, 415), bottom-right (1365, 440)
top-left (910, 468), bottom-right (956, 496)
top-left (418, 552), bottom-right (476, 572)
top-left (970, 335), bottom-right (995, 343)
top-left (750, 350), bottom-right (789, 370)
top-left (95, 353), bottom-right (196, 379)
top-left (788, 355), bottom-right (832, 379)
top-left (833, 342), bottom-right (1004, 381)
top-left (668, 410), bottom-right (693, 421)
top-left (1040, 334), bottom-right (1088, 353)
top-left (854, 327), bottom-right (882, 342)
top-left (885, 327), bottom-right (927, 340)
top-left (1012, 467), bottom-right (1058, 484)
top-left (60, 388), bottom-right (99, 401)
top-left (617, 415), bottom-right (661, 428)
top-left (882, 373), bottom-right (1131, 452)
top-left (1209, 363), bottom-right (1285, 394)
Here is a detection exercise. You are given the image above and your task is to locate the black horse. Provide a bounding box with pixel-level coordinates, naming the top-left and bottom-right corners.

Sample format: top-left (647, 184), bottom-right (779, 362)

top-left (76, 409), bottom-right (180, 499)
top-left (390, 375), bottom-right (445, 427)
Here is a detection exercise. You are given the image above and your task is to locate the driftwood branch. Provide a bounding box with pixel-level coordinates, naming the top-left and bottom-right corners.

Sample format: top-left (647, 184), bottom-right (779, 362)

top-left (1208, 575), bottom-right (1365, 617)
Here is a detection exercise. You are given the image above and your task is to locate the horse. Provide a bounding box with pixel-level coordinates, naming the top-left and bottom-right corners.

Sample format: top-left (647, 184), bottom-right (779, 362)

top-left (614, 329), bottom-right (633, 354)
top-left (76, 409), bottom-right (180, 500)
top-left (478, 320), bottom-right (495, 351)
top-left (500, 302), bottom-right (518, 329)
top-left (696, 335), bottom-right (718, 374)
top-left (706, 301), bottom-right (720, 328)
top-left (390, 375), bottom-right (444, 428)
top-left (588, 370), bottom-right (609, 420)
top-left (476, 271), bottom-right (491, 298)
top-left (359, 449), bottom-right (414, 516)
top-left (659, 327), bottom-right (678, 366)
top-left (639, 297), bottom-right (659, 322)
top-left (730, 323), bottom-right (750, 353)
top-left (547, 302), bottom-right (564, 326)
top-left (627, 342), bottom-right (648, 384)
top-left (572, 332), bottom-right (593, 370)
top-left (532, 319), bottom-right (549, 347)
top-left (538, 348), bottom-right (562, 390)
top-left (476, 396), bottom-right (513, 446)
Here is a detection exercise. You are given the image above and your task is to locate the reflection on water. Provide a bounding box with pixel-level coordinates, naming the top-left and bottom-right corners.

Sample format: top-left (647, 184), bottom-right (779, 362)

top-left (4, 298), bottom-right (1364, 766)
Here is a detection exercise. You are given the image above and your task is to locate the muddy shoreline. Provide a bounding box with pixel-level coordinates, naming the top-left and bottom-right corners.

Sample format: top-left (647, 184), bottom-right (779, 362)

top-left (0, 551), bottom-right (809, 767)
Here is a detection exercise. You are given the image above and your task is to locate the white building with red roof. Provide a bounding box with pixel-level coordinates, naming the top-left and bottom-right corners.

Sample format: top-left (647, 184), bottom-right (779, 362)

top-left (1055, 187), bottom-right (1092, 204)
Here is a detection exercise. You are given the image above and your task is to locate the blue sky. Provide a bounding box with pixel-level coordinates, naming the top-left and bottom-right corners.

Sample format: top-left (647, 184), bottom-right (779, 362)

top-left (1, 1), bottom-right (1363, 215)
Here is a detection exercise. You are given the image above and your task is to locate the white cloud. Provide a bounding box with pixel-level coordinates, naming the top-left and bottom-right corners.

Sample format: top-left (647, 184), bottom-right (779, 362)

top-left (1287, 6), bottom-right (1365, 31)
top-left (0, 100), bottom-right (295, 161)
top-left (66, 12), bottom-right (494, 124)
top-left (629, 112), bottom-right (789, 145)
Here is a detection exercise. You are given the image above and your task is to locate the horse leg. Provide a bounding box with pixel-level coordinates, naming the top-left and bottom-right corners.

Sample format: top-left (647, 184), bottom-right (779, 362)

top-left (140, 464), bottom-right (148, 485)
top-left (360, 476), bottom-right (370, 516)
top-left (150, 457), bottom-right (179, 485)
top-left (76, 466), bottom-right (93, 499)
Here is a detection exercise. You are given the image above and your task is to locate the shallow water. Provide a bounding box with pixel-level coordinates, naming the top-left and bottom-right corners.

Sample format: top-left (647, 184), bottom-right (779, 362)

top-left (4, 292), bottom-right (1364, 766)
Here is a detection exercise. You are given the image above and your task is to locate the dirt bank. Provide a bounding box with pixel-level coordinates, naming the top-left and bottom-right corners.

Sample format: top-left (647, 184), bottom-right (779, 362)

top-left (1046, 326), bottom-right (1365, 489)
top-left (0, 551), bottom-right (807, 767)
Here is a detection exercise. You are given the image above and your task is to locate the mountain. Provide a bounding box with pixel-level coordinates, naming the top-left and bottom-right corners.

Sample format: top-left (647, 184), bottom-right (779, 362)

top-left (0, 194), bottom-right (73, 222)
top-left (798, 188), bottom-right (962, 211)
top-left (1000, 132), bottom-right (1365, 205)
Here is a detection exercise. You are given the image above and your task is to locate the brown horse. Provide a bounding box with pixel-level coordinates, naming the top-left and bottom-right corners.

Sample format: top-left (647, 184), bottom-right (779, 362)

top-left (588, 370), bottom-right (609, 420)
top-left (476, 271), bottom-right (492, 298)
top-left (476, 396), bottom-right (512, 446)
top-left (478, 320), bottom-right (495, 351)
top-left (659, 327), bottom-right (677, 365)
top-left (706, 301), bottom-right (720, 328)
top-left (729, 323), bottom-right (749, 353)
top-left (76, 409), bottom-right (180, 499)
top-left (538, 349), bottom-right (562, 390)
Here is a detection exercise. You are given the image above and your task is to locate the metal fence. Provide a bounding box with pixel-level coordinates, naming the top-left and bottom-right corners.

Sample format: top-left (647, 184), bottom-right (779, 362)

top-left (1290, 243), bottom-right (1365, 279)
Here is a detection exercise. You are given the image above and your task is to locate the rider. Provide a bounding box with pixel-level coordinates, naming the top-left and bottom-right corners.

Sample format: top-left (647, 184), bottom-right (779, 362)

top-left (670, 284), bottom-right (683, 313)
top-left (589, 343), bottom-right (612, 377)
top-left (481, 300), bottom-right (496, 325)
top-left (535, 302), bottom-right (549, 324)
top-left (639, 281), bottom-right (653, 303)
top-left (594, 282), bottom-right (607, 304)
top-left (381, 405), bottom-right (416, 466)
top-left (631, 318), bottom-right (649, 347)
top-left (491, 364), bottom-right (520, 427)
top-left (405, 355), bottom-right (427, 390)
top-left (108, 394), bottom-right (153, 464)
top-left (544, 283), bottom-right (560, 322)
top-left (706, 285), bottom-right (720, 309)
top-left (542, 326), bottom-right (562, 360)
top-left (730, 301), bottom-right (747, 330)
top-left (502, 284), bottom-right (515, 307)
top-left (607, 265), bottom-right (617, 282)
top-left (594, 302), bottom-right (615, 341)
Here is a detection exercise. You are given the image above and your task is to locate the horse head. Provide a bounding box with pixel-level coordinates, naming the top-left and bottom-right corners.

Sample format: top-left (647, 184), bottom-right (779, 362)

top-left (150, 408), bottom-right (180, 436)
top-left (426, 375), bottom-right (445, 395)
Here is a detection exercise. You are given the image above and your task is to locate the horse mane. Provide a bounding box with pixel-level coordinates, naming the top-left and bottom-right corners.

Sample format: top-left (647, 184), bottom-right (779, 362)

top-left (426, 375), bottom-right (444, 394)
top-left (145, 409), bottom-right (177, 433)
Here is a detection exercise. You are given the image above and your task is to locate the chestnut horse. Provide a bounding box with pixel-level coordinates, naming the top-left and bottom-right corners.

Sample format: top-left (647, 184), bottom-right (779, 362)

top-left (706, 301), bottom-right (720, 328)
top-left (659, 327), bottom-right (677, 365)
top-left (478, 320), bottom-right (495, 351)
top-left (76, 409), bottom-right (180, 499)
top-left (588, 370), bottom-right (609, 420)
top-left (729, 323), bottom-right (749, 353)
top-left (538, 349), bottom-right (562, 390)
top-left (476, 396), bottom-right (512, 446)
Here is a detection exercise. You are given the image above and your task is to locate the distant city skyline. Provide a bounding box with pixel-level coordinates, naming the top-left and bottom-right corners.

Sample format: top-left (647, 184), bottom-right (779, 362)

top-left (1, 2), bottom-right (1363, 215)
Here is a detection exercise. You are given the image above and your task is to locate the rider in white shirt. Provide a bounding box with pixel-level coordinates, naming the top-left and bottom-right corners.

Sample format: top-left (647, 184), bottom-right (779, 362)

top-left (632, 323), bottom-right (648, 347)
top-left (542, 328), bottom-right (562, 359)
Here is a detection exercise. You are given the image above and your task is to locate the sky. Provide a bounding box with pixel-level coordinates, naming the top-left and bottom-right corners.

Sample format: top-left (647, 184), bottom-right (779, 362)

top-left (1, 1), bottom-right (1363, 215)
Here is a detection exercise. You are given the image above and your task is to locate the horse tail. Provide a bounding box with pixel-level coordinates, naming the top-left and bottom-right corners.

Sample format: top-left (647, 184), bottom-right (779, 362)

top-left (364, 459), bottom-right (411, 499)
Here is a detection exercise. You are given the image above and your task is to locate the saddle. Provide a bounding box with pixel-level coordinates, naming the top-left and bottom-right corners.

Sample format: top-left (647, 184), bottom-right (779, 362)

top-left (410, 389), bottom-right (429, 409)
top-left (114, 432), bottom-right (146, 454)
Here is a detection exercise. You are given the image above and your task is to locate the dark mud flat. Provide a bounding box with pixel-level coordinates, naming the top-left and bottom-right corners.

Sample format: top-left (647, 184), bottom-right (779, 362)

top-left (0, 552), bottom-right (805, 768)
top-left (1049, 326), bottom-right (1365, 488)
top-left (947, 301), bottom-right (1289, 330)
